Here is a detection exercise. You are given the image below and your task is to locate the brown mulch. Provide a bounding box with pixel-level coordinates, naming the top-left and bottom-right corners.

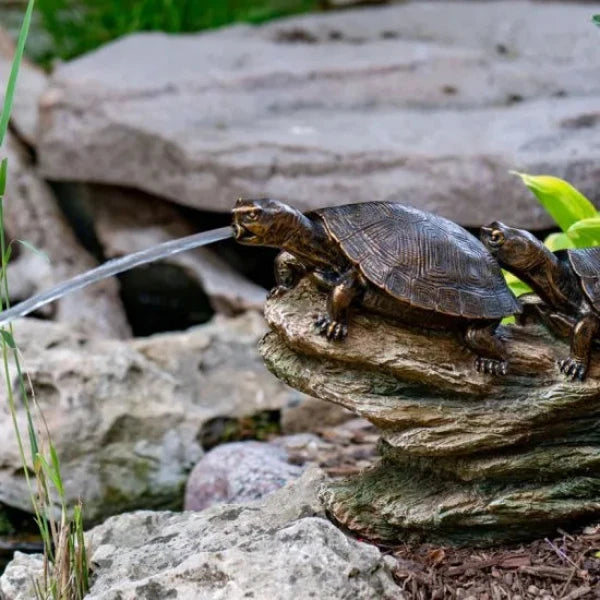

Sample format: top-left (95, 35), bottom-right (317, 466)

top-left (284, 418), bottom-right (600, 600)
top-left (391, 527), bottom-right (600, 599)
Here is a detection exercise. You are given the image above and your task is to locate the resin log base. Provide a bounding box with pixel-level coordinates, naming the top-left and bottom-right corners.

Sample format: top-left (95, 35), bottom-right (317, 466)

top-left (259, 281), bottom-right (600, 546)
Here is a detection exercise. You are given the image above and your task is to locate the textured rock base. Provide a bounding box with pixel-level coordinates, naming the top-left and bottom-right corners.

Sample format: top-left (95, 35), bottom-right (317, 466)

top-left (260, 281), bottom-right (600, 545)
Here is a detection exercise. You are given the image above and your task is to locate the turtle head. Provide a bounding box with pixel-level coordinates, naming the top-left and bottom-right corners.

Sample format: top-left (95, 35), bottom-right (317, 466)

top-left (232, 198), bottom-right (303, 248)
top-left (480, 221), bottom-right (548, 273)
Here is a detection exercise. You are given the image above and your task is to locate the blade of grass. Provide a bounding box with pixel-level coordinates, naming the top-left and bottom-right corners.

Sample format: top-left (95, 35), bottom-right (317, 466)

top-left (0, 0), bottom-right (35, 146)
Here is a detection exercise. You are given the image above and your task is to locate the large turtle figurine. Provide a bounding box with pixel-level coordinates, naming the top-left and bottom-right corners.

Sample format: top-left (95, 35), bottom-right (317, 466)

top-left (481, 222), bottom-right (600, 381)
top-left (233, 199), bottom-right (520, 375)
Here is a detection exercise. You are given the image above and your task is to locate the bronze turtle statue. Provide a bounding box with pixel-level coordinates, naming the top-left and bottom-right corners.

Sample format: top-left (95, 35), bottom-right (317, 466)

top-left (233, 199), bottom-right (520, 375)
top-left (481, 222), bottom-right (600, 381)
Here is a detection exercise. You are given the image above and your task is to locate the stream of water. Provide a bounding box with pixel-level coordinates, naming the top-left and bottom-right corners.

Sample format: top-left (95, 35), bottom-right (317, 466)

top-left (0, 226), bottom-right (233, 328)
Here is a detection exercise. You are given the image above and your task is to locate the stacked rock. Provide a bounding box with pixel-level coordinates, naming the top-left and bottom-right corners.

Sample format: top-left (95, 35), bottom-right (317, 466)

top-left (260, 280), bottom-right (600, 545)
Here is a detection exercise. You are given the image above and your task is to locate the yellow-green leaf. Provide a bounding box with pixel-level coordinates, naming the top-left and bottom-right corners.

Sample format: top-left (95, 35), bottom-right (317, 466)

top-left (502, 270), bottom-right (531, 296)
top-left (567, 217), bottom-right (600, 247)
top-left (544, 232), bottom-right (575, 252)
top-left (511, 172), bottom-right (596, 232)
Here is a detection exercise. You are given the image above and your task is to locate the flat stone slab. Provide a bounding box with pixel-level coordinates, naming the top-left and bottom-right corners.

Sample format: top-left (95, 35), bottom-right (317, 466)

top-left (37, 1), bottom-right (600, 227)
top-left (260, 281), bottom-right (600, 544)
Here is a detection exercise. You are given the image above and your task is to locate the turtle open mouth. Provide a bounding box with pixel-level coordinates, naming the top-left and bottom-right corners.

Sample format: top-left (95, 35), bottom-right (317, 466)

top-left (232, 223), bottom-right (259, 243)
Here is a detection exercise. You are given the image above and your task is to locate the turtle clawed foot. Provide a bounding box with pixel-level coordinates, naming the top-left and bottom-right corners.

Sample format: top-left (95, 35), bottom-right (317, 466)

top-left (267, 285), bottom-right (290, 300)
top-left (558, 357), bottom-right (587, 381)
top-left (314, 315), bottom-right (348, 341)
top-left (475, 357), bottom-right (507, 376)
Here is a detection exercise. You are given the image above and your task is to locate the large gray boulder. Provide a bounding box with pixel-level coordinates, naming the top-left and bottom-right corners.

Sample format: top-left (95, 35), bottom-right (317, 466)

top-left (0, 312), bottom-right (298, 524)
top-left (37, 1), bottom-right (600, 227)
top-left (0, 468), bottom-right (403, 600)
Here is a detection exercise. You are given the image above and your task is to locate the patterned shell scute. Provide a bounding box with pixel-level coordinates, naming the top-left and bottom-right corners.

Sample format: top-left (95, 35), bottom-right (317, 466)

top-left (568, 247), bottom-right (600, 311)
top-left (316, 202), bottom-right (519, 319)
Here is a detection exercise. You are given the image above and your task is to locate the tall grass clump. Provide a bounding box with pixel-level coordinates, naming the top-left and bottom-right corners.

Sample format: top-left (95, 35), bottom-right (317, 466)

top-left (36, 0), bottom-right (320, 62)
top-left (0, 1), bottom-right (89, 598)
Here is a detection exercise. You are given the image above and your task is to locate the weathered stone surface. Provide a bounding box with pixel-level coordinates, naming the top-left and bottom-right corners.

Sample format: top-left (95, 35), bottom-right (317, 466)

top-left (0, 312), bottom-right (298, 524)
top-left (260, 281), bottom-right (600, 544)
top-left (0, 468), bottom-right (404, 600)
top-left (88, 185), bottom-right (266, 315)
top-left (2, 134), bottom-right (131, 338)
top-left (37, 1), bottom-right (600, 227)
top-left (184, 440), bottom-right (303, 511)
top-left (0, 551), bottom-right (44, 600)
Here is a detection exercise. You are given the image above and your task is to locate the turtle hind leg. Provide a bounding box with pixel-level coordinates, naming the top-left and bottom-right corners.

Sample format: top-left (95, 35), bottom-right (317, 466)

top-left (464, 321), bottom-right (508, 376)
top-left (559, 313), bottom-right (600, 381)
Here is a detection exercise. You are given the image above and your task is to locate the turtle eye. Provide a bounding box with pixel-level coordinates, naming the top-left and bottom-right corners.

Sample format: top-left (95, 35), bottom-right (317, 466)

top-left (490, 229), bottom-right (505, 245)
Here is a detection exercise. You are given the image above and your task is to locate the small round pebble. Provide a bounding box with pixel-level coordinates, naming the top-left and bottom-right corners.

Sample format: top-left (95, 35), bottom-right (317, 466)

top-left (184, 441), bottom-right (303, 511)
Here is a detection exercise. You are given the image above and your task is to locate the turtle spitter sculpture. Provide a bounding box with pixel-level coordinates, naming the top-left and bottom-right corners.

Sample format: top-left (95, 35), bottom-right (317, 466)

top-left (482, 222), bottom-right (600, 381)
top-left (233, 199), bottom-right (520, 375)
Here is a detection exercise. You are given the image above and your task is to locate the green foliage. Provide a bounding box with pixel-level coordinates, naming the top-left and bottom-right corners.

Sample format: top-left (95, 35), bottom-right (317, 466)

top-left (506, 173), bottom-right (600, 298)
top-left (510, 171), bottom-right (596, 232)
top-left (36, 0), bottom-right (320, 61)
top-left (594, 15), bottom-right (600, 27)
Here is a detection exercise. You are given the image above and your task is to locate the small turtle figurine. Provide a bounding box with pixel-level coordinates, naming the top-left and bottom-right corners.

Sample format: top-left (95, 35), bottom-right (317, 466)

top-left (481, 221), bottom-right (600, 381)
top-left (233, 199), bottom-right (520, 375)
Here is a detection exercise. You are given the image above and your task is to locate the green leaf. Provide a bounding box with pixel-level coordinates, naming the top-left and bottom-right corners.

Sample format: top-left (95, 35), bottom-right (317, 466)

top-left (594, 15), bottom-right (600, 27)
top-left (0, 0), bottom-right (35, 146)
top-left (0, 329), bottom-right (15, 348)
top-left (511, 172), bottom-right (596, 232)
top-left (503, 269), bottom-right (531, 297)
top-left (544, 232), bottom-right (575, 252)
top-left (17, 239), bottom-right (50, 262)
top-left (567, 217), bottom-right (600, 247)
top-left (0, 159), bottom-right (7, 197)
top-left (49, 444), bottom-right (64, 497)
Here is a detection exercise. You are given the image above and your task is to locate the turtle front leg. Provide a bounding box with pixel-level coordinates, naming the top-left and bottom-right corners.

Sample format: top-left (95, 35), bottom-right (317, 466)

top-left (559, 313), bottom-right (600, 381)
top-left (464, 321), bottom-right (508, 376)
top-left (516, 293), bottom-right (576, 339)
top-left (314, 269), bottom-right (365, 341)
top-left (268, 251), bottom-right (307, 300)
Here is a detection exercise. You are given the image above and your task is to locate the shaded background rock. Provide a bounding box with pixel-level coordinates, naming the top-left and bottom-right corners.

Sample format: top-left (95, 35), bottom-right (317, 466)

top-left (2, 133), bottom-right (131, 338)
top-left (0, 468), bottom-right (403, 600)
top-left (36, 1), bottom-right (600, 228)
top-left (87, 184), bottom-right (266, 333)
top-left (260, 281), bottom-right (600, 545)
top-left (0, 312), bottom-right (301, 524)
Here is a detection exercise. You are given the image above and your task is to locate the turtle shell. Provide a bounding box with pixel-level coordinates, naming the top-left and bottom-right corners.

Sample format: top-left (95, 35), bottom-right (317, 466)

top-left (568, 247), bottom-right (600, 311)
top-left (315, 202), bottom-right (519, 319)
